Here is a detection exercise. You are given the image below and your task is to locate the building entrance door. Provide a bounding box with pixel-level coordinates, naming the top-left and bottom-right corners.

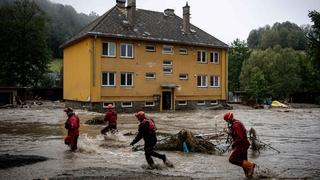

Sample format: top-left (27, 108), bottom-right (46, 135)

top-left (162, 91), bottom-right (172, 110)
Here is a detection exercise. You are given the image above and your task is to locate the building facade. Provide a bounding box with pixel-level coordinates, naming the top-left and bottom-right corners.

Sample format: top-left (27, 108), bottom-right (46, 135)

top-left (63, 0), bottom-right (228, 112)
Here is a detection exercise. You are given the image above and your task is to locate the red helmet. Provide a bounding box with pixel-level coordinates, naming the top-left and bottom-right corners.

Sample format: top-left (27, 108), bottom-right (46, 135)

top-left (223, 112), bottom-right (233, 121)
top-left (106, 104), bottom-right (114, 109)
top-left (64, 107), bottom-right (73, 112)
top-left (135, 111), bottom-right (146, 119)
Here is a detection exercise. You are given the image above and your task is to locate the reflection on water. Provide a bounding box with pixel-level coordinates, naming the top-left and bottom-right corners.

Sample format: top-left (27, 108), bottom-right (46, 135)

top-left (0, 106), bottom-right (320, 179)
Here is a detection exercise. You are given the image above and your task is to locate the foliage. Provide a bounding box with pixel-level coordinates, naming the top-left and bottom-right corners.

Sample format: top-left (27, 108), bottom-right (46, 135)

top-left (34, 0), bottom-right (98, 58)
top-left (228, 39), bottom-right (251, 92)
top-left (247, 21), bottom-right (307, 50)
top-left (0, 0), bottom-right (51, 87)
top-left (49, 59), bottom-right (62, 72)
top-left (240, 47), bottom-right (306, 102)
top-left (0, 0), bottom-right (98, 59)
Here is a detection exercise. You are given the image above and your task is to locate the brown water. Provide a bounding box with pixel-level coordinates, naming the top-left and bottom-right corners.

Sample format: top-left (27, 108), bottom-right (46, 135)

top-left (0, 103), bottom-right (319, 179)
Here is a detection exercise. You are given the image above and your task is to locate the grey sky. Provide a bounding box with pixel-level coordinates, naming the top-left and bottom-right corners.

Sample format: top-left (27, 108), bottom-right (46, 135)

top-left (50, 0), bottom-right (320, 44)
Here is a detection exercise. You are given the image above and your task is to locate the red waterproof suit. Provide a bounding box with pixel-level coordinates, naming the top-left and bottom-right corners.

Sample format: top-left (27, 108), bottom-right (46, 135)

top-left (101, 111), bottom-right (117, 134)
top-left (229, 118), bottom-right (250, 166)
top-left (64, 113), bottom-right (80, 151)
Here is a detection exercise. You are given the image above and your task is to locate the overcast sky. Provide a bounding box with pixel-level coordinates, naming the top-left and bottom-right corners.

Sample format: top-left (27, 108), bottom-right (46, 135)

top-left (50, 0), bottom-right (319, 44)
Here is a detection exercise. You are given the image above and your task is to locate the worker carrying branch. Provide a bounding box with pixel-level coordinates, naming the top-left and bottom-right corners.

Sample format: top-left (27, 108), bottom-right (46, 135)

top-left (130, 111), bottom-right (173, 168)
top-left (223, 112), bottom-right (256, 178)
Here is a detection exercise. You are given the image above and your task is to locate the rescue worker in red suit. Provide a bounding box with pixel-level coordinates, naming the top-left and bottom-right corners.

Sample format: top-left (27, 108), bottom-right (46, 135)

top-left (130, 111), bottom-right (173, 168)
top-left (64, 107), bottom-right (80, 152)
top-left (101, 104), bottom-right (117, 135)
top-left (224, 112), bottom-right (256, 177)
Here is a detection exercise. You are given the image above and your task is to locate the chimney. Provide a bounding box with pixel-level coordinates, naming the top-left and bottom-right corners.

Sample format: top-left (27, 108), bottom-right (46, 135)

top-left (116, 0), bottom-right (126, 8)
top-left (183, 2), bottom-right (190, 33)
top-left (164, 9), bottom-right (175, 16)
top-left (127, 0), bottom-right (136, 25)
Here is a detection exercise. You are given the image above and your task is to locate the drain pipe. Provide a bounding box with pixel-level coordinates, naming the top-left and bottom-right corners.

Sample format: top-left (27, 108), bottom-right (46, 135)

top-left (92, 35), bottom-right (97, 87)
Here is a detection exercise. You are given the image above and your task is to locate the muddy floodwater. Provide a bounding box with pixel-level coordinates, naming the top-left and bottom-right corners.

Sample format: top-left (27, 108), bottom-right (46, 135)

top-left (0, 102), bottom-right (320, 179)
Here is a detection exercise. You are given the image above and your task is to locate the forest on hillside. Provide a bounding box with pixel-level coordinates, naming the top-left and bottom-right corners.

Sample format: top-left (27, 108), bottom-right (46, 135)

top-left (228, 15), bottom-right (320, 104)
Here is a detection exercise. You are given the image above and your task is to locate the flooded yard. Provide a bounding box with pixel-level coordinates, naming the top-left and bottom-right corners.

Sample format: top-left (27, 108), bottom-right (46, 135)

top-left (0, 102), bottom-right (320, 179)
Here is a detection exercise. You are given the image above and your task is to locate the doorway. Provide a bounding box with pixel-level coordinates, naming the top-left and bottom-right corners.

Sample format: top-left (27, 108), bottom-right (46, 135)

top-left (162, 91), bottom-right (172, 110)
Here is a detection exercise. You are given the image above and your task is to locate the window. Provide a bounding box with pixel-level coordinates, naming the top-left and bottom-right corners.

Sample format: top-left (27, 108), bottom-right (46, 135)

top-left (163, 60), bottom-right (173, 65)
top-left (162, 45), bottom-right (173, 54)
top-left (163, 66), bottom-right (172, 74)
top-left (103, 102), bottom-right (115, 108)
top-left (102, 72), bottom-right (116, 86)
top-left (121, 102), bottom-right (133, 108)
top-left (210, 100), bottom-right (218, 105)
top-left (145, 72), bottom-right (156, 79)
top-left (120, 72), bottom-right (133, 86)
top-left (197, 100), bottom-right (206, 105)
top-left (179, 74), bottom-right (188, 80)
top-left (163, 60), bottom-right (173, 74)
top-left (197, 50), bottom-right (207, 63)
top-left (210, 75), bottom-right (220, 87)
top-left (197, 75), bottom-right (207, 87)
top-left (178, 101), bottom-right (187, 106)
top-left (145, 44), bottom-right (155, 52)
top-left (145, 101), bottom-right (155, 107)
top-left (179, 48), bottom-right (188, 55)
top-left (210, 52), bottom-right (219, 63)
top-left (120, 43), bottom-right (133, 58)
top-left (102, 42), bottom-right (116, 57)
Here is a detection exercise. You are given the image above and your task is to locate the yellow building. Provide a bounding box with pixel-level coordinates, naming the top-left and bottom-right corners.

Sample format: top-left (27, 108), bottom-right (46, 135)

top-left (62, 0), bottom-right (228, 112)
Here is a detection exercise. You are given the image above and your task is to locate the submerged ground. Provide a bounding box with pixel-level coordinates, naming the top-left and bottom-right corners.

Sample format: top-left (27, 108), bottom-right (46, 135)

top-left (0, 102), bottom-right (319, 179)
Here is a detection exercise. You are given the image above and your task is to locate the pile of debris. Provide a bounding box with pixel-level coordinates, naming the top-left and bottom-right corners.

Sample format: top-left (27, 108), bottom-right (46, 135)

top-left (85, 116), bottom-right (105, 125)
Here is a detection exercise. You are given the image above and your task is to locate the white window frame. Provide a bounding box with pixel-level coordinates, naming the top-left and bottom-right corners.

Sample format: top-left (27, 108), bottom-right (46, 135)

top-left (197, 50), bottom-right (207, 63)
top-left (120, 72), bottom-right (134, 86)
top-left (121, 102), bottom-right (133, 108)
top-left (179, 74), bottom-right (188, 80)
top-left (210, 51), bottom-right (219, 64)
top-left (145, 101), bottom-right (155, 107)
top-left (120, 43), bottom-right (134, 58)
top-left (103, 102), bottom-right (115, 108)
top-left (178, 100), bottom-right (187, 106)
top-left (210, 75), bottom-right (220, 87)
top-left (197, 100), bottom-right (206, 106)
top-left (163, 66), bottom-right (173, 74)
top-left (162, 45), bottom-right (173, 54)
top-left (210, 100), bottom-right (218, 105)
top-left (145, 44), bottom-right (156, 52)
top-left (102, 72), bottom-right (116, 86)
top-left (102, 42), bottom-right (116, 57)
top-left (197, 75), bottom-right (208, 87)
top-left (163, 60), bottom-right (173, 65)
top-left (145, 72), bottom-right (156, 79)
top-left (179, 48), bottom-right (188, 55)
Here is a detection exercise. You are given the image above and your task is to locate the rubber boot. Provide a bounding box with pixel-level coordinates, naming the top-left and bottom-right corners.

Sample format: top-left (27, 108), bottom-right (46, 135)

top-left (242, 160), bottom-right (255, 177)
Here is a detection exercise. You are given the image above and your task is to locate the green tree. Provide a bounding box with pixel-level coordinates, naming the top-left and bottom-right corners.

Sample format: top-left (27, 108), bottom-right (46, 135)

top-left (0, 0), bottom-right (51, 87)
top-left (228, 39), bottom-right (251, 92)
top-left (247, 21), bottom-right (307, 50)
top-left (240, 47), bottom-right (305, 102)
top-left (307, 11), bottom-right (320, 70)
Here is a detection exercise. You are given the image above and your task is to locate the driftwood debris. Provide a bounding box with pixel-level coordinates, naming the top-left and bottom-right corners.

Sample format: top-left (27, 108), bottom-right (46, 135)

top-left (132, 129), bottom-right (219, 154)
top-left (85, 116), bottom-right (105, 125)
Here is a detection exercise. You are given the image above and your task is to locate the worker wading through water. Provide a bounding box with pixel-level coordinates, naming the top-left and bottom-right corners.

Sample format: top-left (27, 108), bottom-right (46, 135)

top-left (101, 104), bottom-right (117, 135)
top-left (64, 107), bottom-right (80, 152)
top-left (224, 112), bottom-right (256, 177)
top-left (130, 111), bottom-right (173, 168)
